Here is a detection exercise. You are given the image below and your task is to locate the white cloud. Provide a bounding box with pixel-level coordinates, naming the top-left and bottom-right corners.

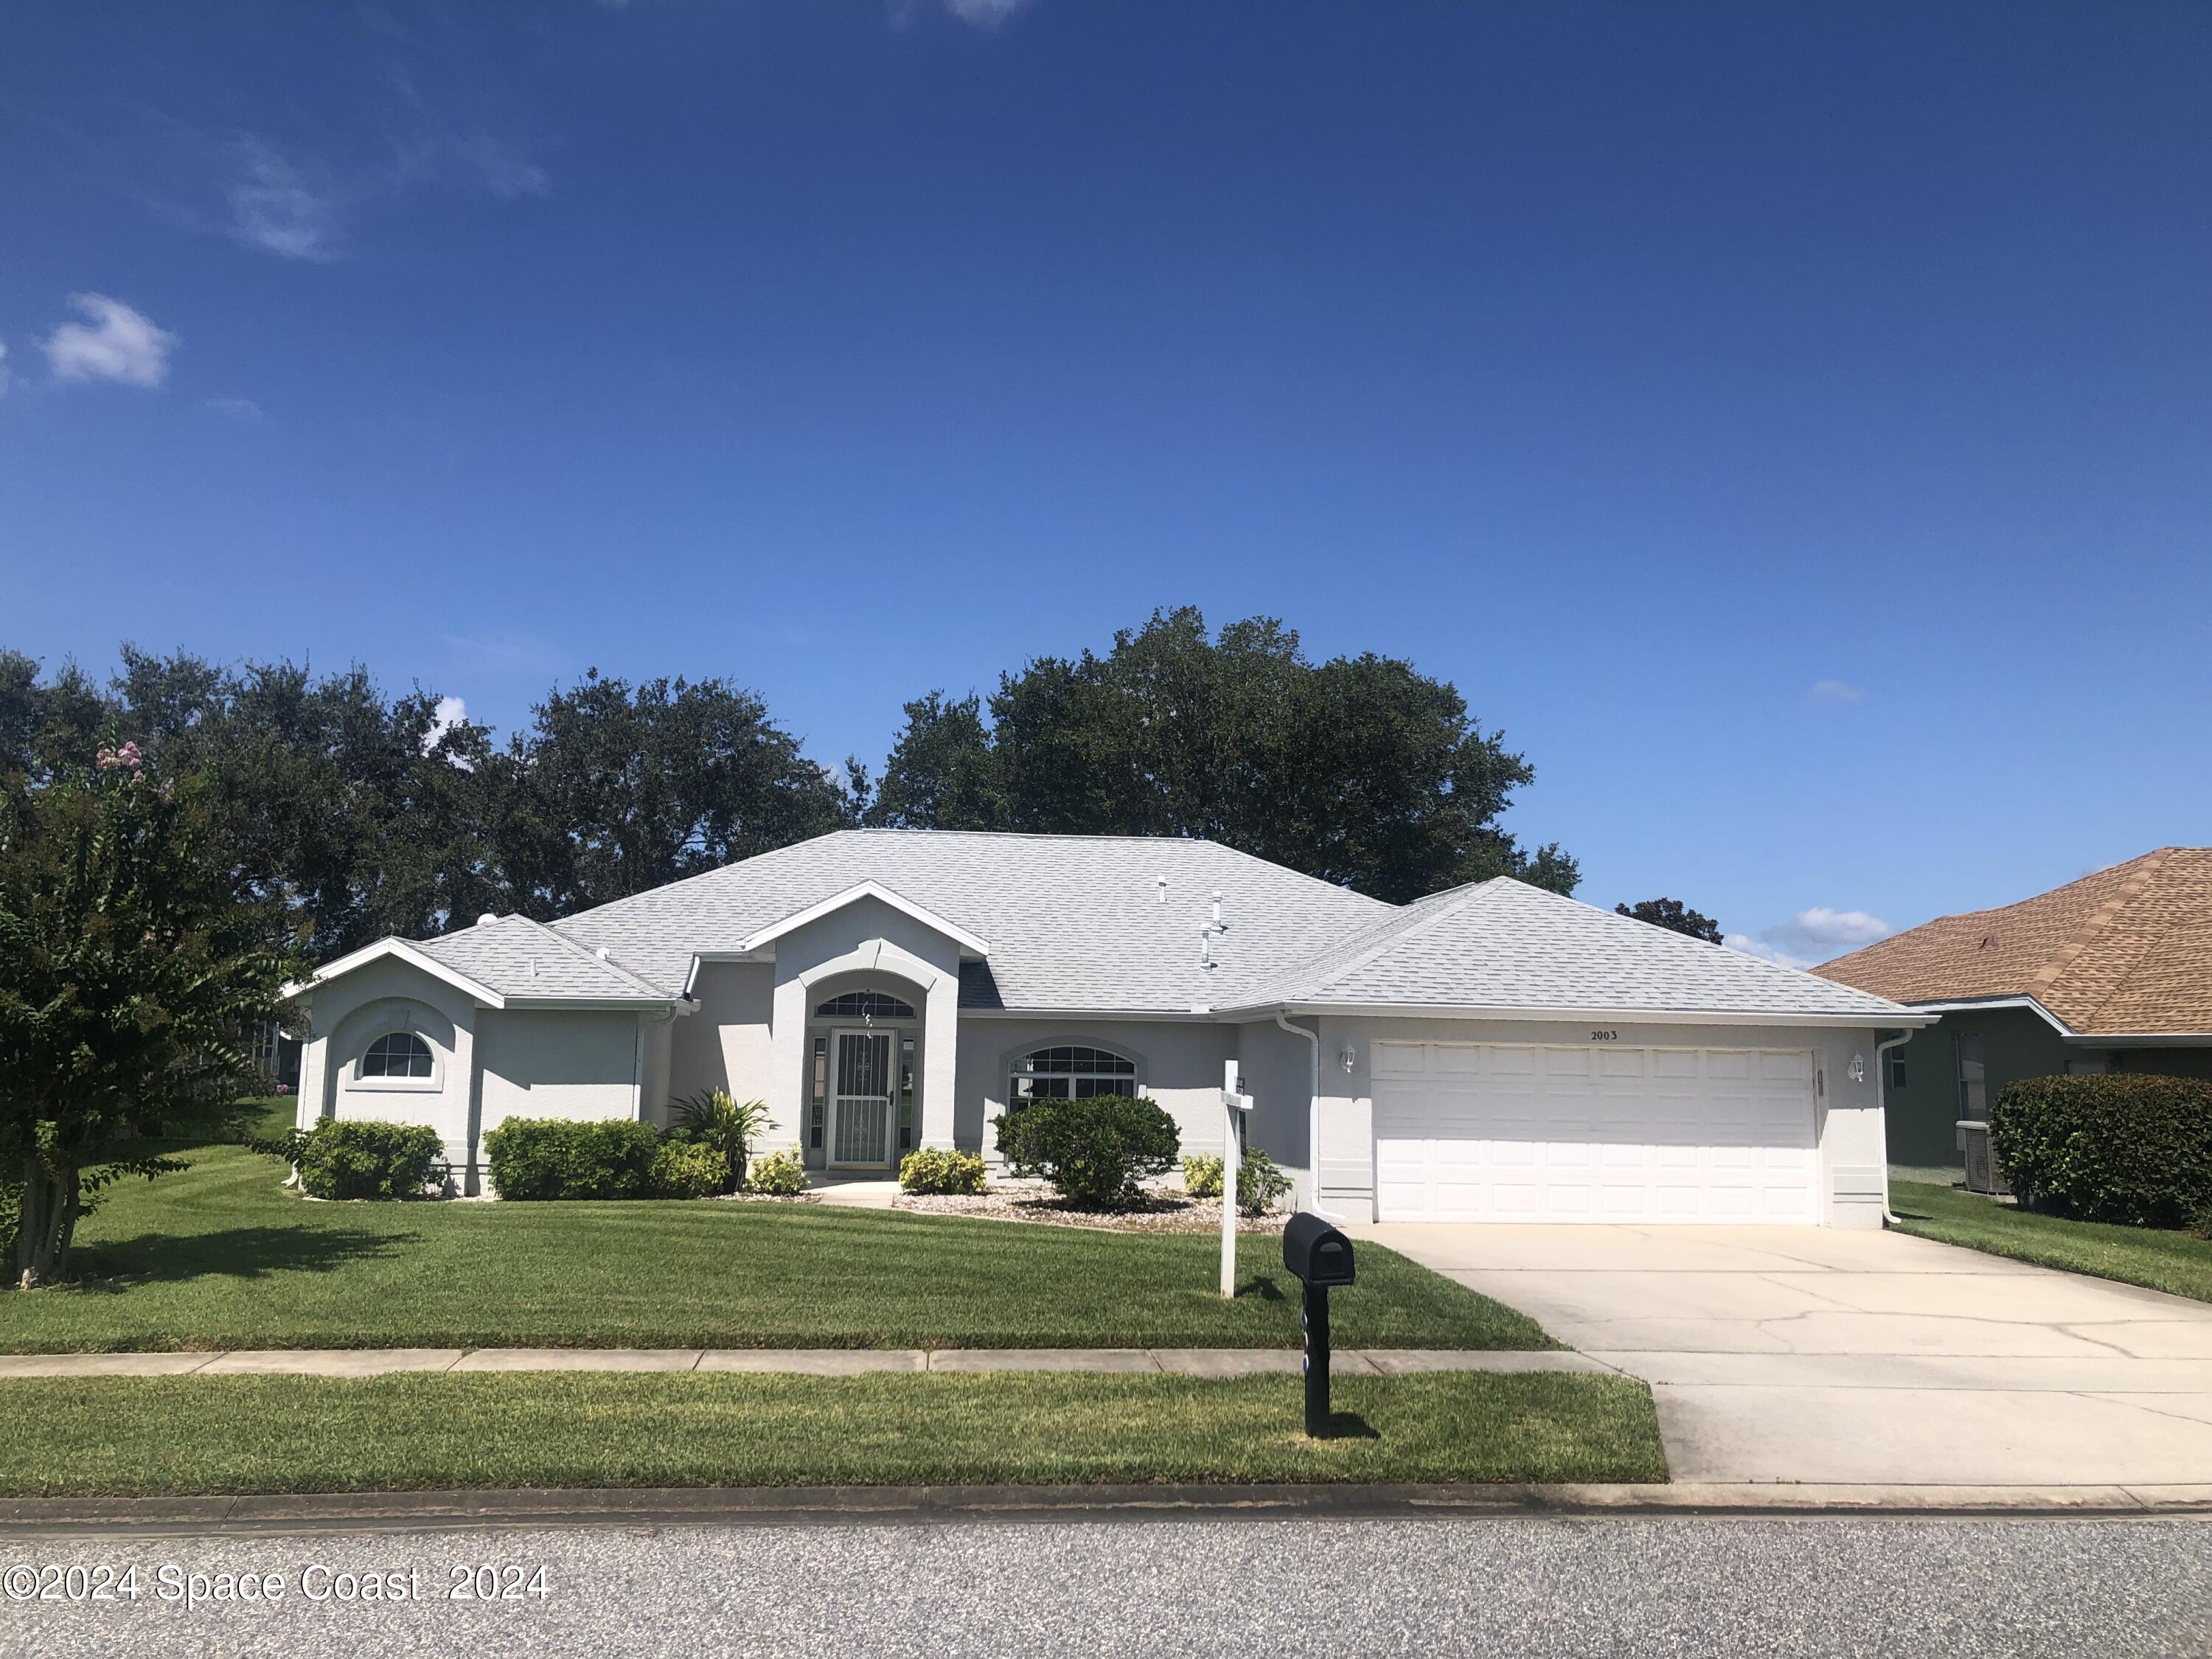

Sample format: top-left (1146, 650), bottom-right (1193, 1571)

top-left (1724, 933), bottom-right (1815, 970)
top-left (0, 340), bottom-right (10, 396)
top-left (1810, 678), bottom-right (1867, 705)
top-left (204, 394), bottom-right (263, 420)
top-left (945, 0), bottom-right (1032, 25)
top-left (441, 133), bottom-right (549, 200)
top-left (43, 294), bottom-right (178, 388)
top-left (1728, 905), bottom-right (1896, 970)
top-left (424, 695), bottom-right (470, 754)
top-left (229, 141), bottom-right (345, 260)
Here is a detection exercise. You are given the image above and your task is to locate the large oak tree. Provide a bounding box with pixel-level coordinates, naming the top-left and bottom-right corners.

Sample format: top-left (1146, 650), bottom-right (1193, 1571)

top-left (867, 608), bottom-right (1576, 903)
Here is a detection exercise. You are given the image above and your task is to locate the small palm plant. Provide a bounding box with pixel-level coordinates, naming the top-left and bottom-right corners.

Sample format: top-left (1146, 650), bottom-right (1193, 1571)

top-left (667, 1090), bottom-right (772, 1196)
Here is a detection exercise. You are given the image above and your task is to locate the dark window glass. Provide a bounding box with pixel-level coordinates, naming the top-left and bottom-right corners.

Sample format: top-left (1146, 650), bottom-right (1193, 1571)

top-left (361, 1032), bottom-right (433, 1079)
top-left (1007, 1045), bottom-right (1138, 1107)
top-left (815, 991), bottom-right (915, 1020)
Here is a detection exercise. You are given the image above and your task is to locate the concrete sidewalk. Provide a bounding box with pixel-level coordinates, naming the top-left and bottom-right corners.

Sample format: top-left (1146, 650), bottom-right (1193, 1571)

top-left (0, 1346), bottom-right (1607, 1380)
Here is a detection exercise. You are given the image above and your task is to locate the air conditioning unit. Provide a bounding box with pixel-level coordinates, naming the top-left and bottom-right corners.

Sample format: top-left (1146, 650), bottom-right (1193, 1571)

top-left (1957, 1119), bottom-right (2011, 1197)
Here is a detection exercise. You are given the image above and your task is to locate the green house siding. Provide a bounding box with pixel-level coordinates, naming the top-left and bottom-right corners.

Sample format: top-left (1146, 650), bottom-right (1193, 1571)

top-left (1885, 1011), bottom-right (2212, 1164)
top-left (2116, 1046), bottom-right (2212, 1081)
top-left (1882, 1008), bottom-right (2075, 1168)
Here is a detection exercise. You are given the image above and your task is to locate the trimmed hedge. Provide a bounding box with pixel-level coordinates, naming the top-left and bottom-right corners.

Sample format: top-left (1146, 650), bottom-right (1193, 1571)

top-left (484, 1118), bottom-right (661, 1202)
top-left (1989, 1074), bottom-right (2212, 1228)
top-left (296, 1121), bottom-right (445, 1201)
top-left (993, 1094), bottom-right (1180, 1210)
top-left (899, 1147), bottom-right (987, 1196)
top-left (650, 1140), bottom-right (731, 1200)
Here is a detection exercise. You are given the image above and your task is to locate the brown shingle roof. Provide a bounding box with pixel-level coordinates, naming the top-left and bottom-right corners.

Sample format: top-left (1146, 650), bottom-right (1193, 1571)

top-left (1812, 847), bottom-right (2212, 1036)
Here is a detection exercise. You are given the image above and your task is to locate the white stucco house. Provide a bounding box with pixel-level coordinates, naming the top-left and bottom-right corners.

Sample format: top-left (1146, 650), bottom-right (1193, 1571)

top-left (291, 829), bottom-right (1929, 1227)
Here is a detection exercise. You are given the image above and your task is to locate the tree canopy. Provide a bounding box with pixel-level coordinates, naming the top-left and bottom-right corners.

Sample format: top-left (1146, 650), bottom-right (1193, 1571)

top-left (0, 744), bottom-right (302, 1285)
top-left (867, 608), bottom-right (1576, 902)
top-left (2, 615), bottom-right (1574, 957)
top-left (1615, 897), bottom-right (1724, 944)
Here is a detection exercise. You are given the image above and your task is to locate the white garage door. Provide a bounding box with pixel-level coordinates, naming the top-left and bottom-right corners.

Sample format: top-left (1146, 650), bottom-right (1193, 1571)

top-left (1372, 1043), bottom-right (1818, 1225)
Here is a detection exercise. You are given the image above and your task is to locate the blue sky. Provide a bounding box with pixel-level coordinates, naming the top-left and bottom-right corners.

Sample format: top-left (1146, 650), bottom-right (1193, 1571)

top-left (4, 1), bottom-right (2208, 962)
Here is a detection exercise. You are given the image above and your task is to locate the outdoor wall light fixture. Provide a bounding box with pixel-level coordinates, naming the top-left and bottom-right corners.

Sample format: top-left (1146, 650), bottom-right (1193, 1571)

top-left (1340, 1043), bottom-right (1357, 1074)
top-left (1847, 1053), bottom-right (1865, 1084)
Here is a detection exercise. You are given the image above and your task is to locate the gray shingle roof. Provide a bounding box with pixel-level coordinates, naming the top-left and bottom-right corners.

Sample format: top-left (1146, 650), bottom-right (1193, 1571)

top-left (549, 829), bottom-right (1393, 1012)
top-left (414, 914), bottom-right (673, 1003)
top-left (370, 830), bottom-right (1910, 1023)
top-left (1232, 878), bottom-right (1909, 1019)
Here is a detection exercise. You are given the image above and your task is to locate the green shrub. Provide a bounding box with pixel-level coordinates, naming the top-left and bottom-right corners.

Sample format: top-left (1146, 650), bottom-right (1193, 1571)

top-left (1237, 1147), bottom-right (1293, 1216)
top-left (0, 1177), bottom-right (18, 1268)
top-left (748, 1146), bottom-right (809, 1197)
top-left (1182, 1154), bottom-right (1224, 1198)
top-left (992, 1094), bottom-right (1180, 1210)
top-left (650, 1139), bottom-right (731, 1200)
top-left (665, 1090), bottom-right (769, 1195)
top-left (899, 1147), bottom-right (987, 1196)
top-left (295, 1121), bottom-right (445, 1201)
top-left (1990, 1074), bottom-right (2212, 1228)
top-left (1179, 1149), bottom-right (1290, 1213)
top-left (485, 1118), bottom-right (661, 1202)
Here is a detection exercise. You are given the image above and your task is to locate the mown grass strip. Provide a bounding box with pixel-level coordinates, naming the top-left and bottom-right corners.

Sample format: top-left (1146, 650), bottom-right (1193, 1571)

top-left (0, 1370), bottom-right (1665, 1496)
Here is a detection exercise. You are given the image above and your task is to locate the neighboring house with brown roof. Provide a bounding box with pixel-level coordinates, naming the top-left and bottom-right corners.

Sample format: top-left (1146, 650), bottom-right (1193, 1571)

top-left (1815, 847), bottom-right (2212, 1166)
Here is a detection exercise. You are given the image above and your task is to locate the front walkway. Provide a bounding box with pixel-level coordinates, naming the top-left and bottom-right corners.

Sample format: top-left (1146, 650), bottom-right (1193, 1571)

top-left (1357, 1220), bottom-right (2212, 1487)
top-left (0, 1346), bottom-right (1604, 1380)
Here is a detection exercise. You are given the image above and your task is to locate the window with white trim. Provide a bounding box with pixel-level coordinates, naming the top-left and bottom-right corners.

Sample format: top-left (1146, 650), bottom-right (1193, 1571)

top-left (361, 1032), bottom-right (434, 1079)
top-left (1008, 1045), bottom-right (1138, 1106)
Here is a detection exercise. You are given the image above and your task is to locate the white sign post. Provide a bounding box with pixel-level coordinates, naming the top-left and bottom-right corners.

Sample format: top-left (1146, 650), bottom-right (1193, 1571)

top-left (1220, 1060), bottom-right (1253, 1298)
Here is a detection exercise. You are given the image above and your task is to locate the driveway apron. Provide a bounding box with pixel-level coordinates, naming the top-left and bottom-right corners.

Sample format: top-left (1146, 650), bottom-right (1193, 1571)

top-left (1354, 1221), bottom-right (2212, 1488)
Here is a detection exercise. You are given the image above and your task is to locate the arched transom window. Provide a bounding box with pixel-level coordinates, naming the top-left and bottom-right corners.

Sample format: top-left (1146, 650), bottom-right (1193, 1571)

top-left (815, 990), bottom-right (916, 1021)
top-left (1009, 1045), bottom-right (1137, 1105)
top-left (361, 1032), bottom-right (434, 1079)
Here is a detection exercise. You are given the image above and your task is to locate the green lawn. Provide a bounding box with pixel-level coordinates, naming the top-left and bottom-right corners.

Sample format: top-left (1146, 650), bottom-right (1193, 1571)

top-left (1891, 1179), bottom-right (2212, 1304)
top-left (0, 1370), bottom-right (1665, 1495)
top-left (6, 1129), bottom-right (1551, 1353)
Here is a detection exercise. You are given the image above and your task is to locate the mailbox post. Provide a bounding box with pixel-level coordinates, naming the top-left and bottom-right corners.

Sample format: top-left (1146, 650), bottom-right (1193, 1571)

top-left (1281, 1212), bottom-right (1355, 1438)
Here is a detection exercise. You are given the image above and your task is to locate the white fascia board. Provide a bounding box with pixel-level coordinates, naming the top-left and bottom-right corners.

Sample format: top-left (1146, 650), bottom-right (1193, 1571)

top-left (1902, 995), bottom-right (2076, 1037)
top-left (501, 996), bottom-right (681, 1012)
top-left (292, 936), bottom-right (507, 1009)
top-left (682, 949), bottom-right (773, 998)
top-left (734, 882), bottom-right (991, 959)
top-left (956, 1006), bottom-right (1222, 1023)
top-left (1249, 1001), bottom-right (1938, 1029)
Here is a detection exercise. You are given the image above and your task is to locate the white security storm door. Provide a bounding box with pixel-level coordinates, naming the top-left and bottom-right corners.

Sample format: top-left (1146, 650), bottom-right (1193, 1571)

top-left (1371, 1043), bottom-right (1818, 1225)
top-left (830, 1029), bottom-right (894, 1169)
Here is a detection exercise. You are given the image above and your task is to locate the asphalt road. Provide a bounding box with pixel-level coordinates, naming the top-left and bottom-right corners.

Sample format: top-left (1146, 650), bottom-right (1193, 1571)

top-left (4, 1514), bottom-right (2210, 1658)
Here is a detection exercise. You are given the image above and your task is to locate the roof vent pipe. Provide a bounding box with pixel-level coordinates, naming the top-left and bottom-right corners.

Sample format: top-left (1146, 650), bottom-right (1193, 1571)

top-left (1157, 877), bottom-right (1168, 906)
top-left (1198, 927), bottom-right (1215, 969)
top-left (477, 913), bottom-right (497, 927)
top-left (1211, 890), bottom-right (1224, 930)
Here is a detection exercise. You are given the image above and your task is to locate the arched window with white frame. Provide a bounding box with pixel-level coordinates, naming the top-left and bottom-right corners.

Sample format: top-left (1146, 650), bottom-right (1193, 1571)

top-left (360, 1031), bottom-right (434, 1079)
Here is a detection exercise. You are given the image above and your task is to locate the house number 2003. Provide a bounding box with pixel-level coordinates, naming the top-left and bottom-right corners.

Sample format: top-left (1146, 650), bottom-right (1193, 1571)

top-left (1589, 1030), bottom-right (1619, 1042)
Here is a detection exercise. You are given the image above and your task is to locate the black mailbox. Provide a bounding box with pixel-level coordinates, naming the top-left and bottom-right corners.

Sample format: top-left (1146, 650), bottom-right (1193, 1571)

top-left (1281, 1212), bottom-right (1355, 1438)
top-left (1282, 1213), bottom-right (1355, 1288)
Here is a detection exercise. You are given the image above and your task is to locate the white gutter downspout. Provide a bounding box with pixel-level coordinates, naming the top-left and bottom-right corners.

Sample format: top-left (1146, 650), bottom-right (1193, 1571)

top-left (1275, 1011), bottom-right (1342, 1222)
top-left (1875, 1029), bottom-right (1916, 1226)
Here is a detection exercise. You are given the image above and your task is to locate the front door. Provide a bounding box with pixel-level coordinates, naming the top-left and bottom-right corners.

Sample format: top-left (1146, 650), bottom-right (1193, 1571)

top-left (830, 1029), bottom-right (894, 1168)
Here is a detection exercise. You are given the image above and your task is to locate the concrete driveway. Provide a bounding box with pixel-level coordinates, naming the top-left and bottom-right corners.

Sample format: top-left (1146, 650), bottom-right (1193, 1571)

top-left (1357, 1222), bottom-right (2212, 1489)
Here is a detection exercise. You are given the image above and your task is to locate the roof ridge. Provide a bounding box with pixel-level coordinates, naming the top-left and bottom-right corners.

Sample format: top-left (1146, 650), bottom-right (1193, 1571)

top-left (2028, 846), bottom-right (2175, 1001)
top-left (1284, 880), bottom-right (1509, 1001)
top-left (508, 914), bottom-right (673, 997)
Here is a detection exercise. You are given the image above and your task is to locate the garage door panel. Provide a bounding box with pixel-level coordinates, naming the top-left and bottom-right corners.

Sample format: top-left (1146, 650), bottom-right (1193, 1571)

top-left (1374, 1043), bottom-right (1820, 1225)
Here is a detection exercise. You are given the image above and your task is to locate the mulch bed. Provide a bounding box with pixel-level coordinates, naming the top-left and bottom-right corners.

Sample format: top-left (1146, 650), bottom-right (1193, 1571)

top-left (892, 1184), bottom-right (1289, 1234)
